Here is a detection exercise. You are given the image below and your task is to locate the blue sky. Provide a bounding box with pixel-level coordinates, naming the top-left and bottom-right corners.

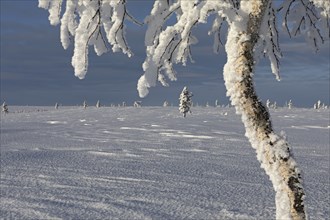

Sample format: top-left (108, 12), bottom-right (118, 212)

top-left (1, 1), bottom-right (329, 107)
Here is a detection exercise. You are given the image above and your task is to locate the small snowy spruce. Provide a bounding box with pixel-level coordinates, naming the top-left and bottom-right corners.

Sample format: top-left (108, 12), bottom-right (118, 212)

top-left (83, 100), bottom-right (88, 109)
top-left (2, 102), bottom-right (8, 114)
top-left (315, 100), bottom-right (322, 109)
top-left (314, 100), bottom-right (327, 109)
top-left (272, 101), bottom-right (277, 109)
top-left (55, 102), bottom-right (59, 110)
top-left (96, 100), bottom-right (101, 108)
top-left (215, 99), bottom-right (219, 107)
top-left (179, 86), bottom-right (193, 118)
top-left (288, 100), bottom-right (293, 109)
top-left (163, 100), bottom-right (169, 107)
top-left (133, 101), bottom-right (142, 107)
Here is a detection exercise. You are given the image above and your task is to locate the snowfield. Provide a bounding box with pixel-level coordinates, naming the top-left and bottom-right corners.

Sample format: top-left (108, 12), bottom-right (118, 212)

top-left (0, 106), bottom-right (329, 219)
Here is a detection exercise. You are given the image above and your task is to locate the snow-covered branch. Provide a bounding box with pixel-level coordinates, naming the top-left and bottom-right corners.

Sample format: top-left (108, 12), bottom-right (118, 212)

top-left (138, 1), bottom-right (201, 97)
top-left (138, 0), bottom-right (238, 97)
top-left (39, 0), bottom-right (329, 85)
top-left (39, 0), bottom-right (63, 26)
top-left (257, 1), bottom-right (282, 80)
top-left (279, 0), bottom-right (330, 51)
top-left (39, 0), bottom-right (137, 79)
top-left (137, 0), bottom-right (329, 96)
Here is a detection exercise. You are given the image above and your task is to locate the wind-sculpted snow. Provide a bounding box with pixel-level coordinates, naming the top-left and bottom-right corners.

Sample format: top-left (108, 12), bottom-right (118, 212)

top-left (1, 107), bottom-right (329, 219)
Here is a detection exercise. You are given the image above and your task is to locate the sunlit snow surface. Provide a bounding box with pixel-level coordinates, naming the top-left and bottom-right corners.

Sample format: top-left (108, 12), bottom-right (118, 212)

top-left (1, 107), bottom-right (329, 219)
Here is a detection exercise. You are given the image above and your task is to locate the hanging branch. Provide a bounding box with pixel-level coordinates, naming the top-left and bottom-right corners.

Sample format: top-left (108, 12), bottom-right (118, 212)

top-left (39, 0), bottom-right (140, 78)
top-left (280, 0), bottom-right (329, 51)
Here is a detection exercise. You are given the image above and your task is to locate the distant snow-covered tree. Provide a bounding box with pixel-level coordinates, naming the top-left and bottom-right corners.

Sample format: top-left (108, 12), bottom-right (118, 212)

top-left (96, 100), bottom-right (101, 108)
top-left (2, 101), bottom-right (8, 114)
top-left (215, 99), bottom-right (220, 107)
top-left (316, 100), bottom-right (322, 109)
top-left (133, 101), bottom-right (142, 107)
top-left (288, 99), bottom-right (293, 109)
top-left (266, 99), bottom-right (271, 109)
top-left (272, 101), bottom-right (277, 109)
top-left (163, 100), bottom-right (169, 107)
top-left (314, 100), bottom-right (327, 109)
top-left (39, 0), bottom-right (330, 219)
top-left (55, 102), bottom-right (59, 110)
top-left (179, 86), bottom-right (193, 117)
top-left (83, 100), bottom-right (88, 109)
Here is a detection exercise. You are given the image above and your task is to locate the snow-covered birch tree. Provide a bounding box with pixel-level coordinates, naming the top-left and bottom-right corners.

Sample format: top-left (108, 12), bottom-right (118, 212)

top-left (39, 0), bottom-right (329, 219)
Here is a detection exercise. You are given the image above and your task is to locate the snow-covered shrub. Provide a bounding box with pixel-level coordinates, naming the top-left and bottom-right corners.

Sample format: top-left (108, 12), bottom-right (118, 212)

top-left (133, 101), bottom-right (142, 107)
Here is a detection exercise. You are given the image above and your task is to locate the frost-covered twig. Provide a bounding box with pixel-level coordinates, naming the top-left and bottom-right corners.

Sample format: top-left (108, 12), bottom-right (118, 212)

top-left (257, 1), bottom-right (282, 80)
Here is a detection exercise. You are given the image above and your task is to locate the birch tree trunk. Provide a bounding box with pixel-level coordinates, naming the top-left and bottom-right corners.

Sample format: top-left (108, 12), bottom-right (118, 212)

top-left (223, 1), bottom-right (306, 219)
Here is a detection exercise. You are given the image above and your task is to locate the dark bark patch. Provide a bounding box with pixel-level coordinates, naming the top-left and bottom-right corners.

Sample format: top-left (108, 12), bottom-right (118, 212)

top-left (288, 176), bottom-right (305, 216)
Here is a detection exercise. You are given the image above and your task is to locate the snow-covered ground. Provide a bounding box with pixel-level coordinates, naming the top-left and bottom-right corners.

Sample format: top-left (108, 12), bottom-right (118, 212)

top-left (1, 106), bottom-right (329, 219)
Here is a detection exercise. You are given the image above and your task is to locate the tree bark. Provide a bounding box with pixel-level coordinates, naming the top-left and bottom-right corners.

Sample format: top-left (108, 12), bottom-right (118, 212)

top-left (223, 1), bottom-right (306, 219)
